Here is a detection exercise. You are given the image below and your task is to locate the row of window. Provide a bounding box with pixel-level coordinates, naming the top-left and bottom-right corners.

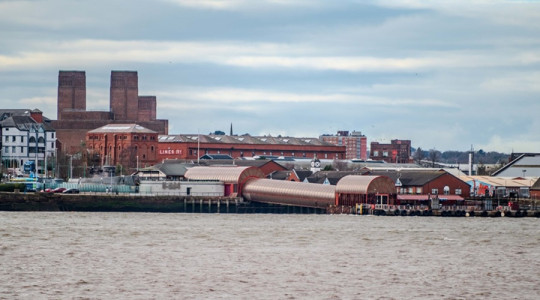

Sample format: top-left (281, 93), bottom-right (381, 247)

top-left (88, 145), bottom-right (155, 152)
top-left (3, 146), bottom-right (50, 155)
top-left (88, 135), bottom-right (156, 141)
top-left (187, 149), bottom-right (341, 159)
top-left (4, 136), bottom-right (49, 143)
top-left (399, 187), bottom-right (462, 195)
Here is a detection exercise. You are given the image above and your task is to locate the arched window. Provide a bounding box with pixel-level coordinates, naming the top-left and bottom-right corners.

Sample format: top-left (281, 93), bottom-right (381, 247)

top-left (29, 136), bottom-right (36, 143)
top-left (38, 137), bottom-right (45, 143)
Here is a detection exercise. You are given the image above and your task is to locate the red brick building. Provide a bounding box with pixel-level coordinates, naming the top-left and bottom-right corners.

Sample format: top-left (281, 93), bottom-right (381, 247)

top-left (52, 71), bottom-right (168, 154)
top-left (86, 124), bottom-right (158, 170)
top-left (370, 139), bottom-right (411, 163)
top-left (364, 169), bottom-right (471, 199)
top-left (157, 134), bottom-right (346, 162)
top-left (320, 130), bottom-right (367, 160)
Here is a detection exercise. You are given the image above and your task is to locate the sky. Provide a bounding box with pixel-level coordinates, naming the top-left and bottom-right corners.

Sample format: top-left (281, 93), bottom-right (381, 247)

top-left (1, 0), bottom-right (539, 154)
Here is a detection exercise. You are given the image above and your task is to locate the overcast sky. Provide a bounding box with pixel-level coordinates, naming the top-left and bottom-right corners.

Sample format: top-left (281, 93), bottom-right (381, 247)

top-left (1, 0), bottom-right (539, 153)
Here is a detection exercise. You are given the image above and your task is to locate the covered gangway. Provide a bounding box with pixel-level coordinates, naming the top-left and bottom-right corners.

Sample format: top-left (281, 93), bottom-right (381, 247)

top-left (184, 166), bottom-right (265, 196)
top-left (242, 178), bottom-right (336, 208)
top-left (335, 175), bottom-right (396, 206)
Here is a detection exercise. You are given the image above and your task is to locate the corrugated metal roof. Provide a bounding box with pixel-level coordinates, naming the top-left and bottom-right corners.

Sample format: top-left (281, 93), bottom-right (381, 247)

top-left (184, 166), bottom-right (264, 183)
top-left (156, 134), bottom-right (338, 147)
top-left (492, 153), bottom-right (540, 177)
top-left (89, 124), bottom-right (156, 134)
top-left (364, 169), bottom-right (447, 186)
top-left (460, 176), bottom-right (538, 188)
top-left (243, 178), bottom-right (336, 208)
top-left (336, 175), bottom-right (395, 194)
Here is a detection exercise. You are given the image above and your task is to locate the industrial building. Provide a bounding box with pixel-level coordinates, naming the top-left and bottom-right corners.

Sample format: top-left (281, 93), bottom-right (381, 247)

top-left (52, 71), bottom-right (168, 154)
top-left (370, 139), bottom-right (412, 163)
top-left (157, 134), bottom-right (346, 161)
top-left (86, 124), bottom-right (159, 170)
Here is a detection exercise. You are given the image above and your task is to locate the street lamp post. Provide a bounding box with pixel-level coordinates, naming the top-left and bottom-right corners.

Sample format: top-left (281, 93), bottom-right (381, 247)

top-left (0, 148), bottom-right (2, 182)
top-left (67, 154), bottom-right (73, 181)
top-left (110, 167), bottom-right (114, 194)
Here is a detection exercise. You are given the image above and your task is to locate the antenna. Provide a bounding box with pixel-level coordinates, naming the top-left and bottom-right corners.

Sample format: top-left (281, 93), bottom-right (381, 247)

top-left (468, 144), bottom-right (474, 176)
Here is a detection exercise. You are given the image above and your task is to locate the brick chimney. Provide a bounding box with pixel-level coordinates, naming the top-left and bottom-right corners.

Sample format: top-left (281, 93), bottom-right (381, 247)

top-left (30, 109), bottom-right (43, 123)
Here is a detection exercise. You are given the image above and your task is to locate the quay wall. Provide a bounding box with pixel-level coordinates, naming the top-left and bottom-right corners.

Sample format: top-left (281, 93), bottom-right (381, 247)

top-left (0, 192), bottom-right (322, 214)
top-left (1, 192), bottom-right (538, 216)
top-left (0, 192), bottom-right (242, 213)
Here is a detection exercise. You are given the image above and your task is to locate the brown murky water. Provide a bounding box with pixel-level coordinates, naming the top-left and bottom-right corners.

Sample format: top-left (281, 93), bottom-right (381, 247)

top-left (1, 212), bottom-right (539, 299)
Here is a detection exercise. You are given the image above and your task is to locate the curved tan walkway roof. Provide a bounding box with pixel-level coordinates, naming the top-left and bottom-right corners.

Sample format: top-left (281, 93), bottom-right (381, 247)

top-left (243, 178), bottom-right (336, 208)
top-left (184, 166), bottom-right (265, 184)
top-left (336, 175), bottom-right (395, 195)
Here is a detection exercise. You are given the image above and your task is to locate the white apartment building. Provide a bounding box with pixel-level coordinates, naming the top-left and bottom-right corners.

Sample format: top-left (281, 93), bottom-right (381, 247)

top-left (0, 109), bottom-right (56, 177)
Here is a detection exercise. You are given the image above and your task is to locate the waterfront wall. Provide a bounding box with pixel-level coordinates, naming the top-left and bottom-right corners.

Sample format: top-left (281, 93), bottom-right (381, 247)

top-left (0, 192), bottom-right (243, 213)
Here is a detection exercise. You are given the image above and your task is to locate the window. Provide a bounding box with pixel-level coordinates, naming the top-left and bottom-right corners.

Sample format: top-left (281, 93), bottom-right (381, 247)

top-left (20, 136), bottom-right (24, 142)
top-left (373, 151), bottom-right (379, 156)
top-left (12, 146), bottom-right (16, 153)
top-left (408, 187), bottom-right (413, 194)
top-left (455, 189), bottom-right (462, 195)
top-left (20, 147), bottom-right (23, 153)
top-left (4, 147), bottom-right (8, 153)
top-left (417, 187), bottom-right (422, 194)
top-left (4, 136), bottom-right (8, 142)
top-left (11, 136), bottom-right (15, 142)
top-left (431, 189), bottom-right (438, 195)
top-left (443, 186), bottom-right (450, 195)
top-left (383, 151), bottom-right (388, 157)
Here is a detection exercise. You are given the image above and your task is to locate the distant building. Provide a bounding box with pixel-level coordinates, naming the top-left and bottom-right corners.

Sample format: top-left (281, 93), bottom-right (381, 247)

top-left (491, 153), bottom-right (540, 177)
top-left (0, 109), bottom-right (56, 176)
top-left (52, 70), bottom-right (168, 154)
top-left (86, 124), bottom-right (159, 171)
top-left (157, 134), bottom-right (346, 161)
top-left (370, 139), bottom-right (412, 163)
top-left (320, 130), bottom-right (367, 160)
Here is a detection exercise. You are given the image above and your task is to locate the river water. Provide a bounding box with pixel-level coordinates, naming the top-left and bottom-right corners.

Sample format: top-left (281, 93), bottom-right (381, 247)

top-left (0, 212), bottom-right (539, 299)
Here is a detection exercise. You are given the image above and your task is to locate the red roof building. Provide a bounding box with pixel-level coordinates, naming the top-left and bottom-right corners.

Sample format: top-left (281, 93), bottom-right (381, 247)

top-left (86, 124), bottom-right (158, 170)
top-left (157, 134), bottom-right (346, 161)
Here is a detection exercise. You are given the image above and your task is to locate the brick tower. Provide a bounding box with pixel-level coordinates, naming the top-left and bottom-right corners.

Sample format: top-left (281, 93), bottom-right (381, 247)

top-left (110, 71), bottom-right (139, 121)
top-left (57, 71), bottom-right (86, 120)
